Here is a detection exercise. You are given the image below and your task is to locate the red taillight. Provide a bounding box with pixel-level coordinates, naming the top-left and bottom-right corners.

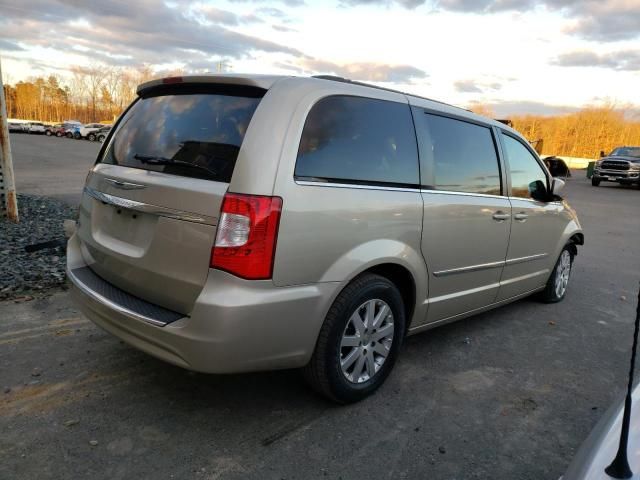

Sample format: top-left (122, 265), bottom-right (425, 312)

top-left (211, 193), bottom-right (283, 280)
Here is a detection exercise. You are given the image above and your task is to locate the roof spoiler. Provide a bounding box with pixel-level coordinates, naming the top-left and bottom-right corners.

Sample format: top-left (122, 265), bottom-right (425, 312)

top-left (136, 74), bottom-right (282, 96)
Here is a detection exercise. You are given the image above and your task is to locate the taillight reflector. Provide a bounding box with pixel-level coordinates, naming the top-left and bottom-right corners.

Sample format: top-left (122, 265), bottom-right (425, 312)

top-left (211, 193), bottom-right (283, 280)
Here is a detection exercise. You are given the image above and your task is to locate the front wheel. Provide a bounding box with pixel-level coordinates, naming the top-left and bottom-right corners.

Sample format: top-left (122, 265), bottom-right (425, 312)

top-left (592, 177), bottom-right (600, 186)
top-left (539, 247), bottom-right (574, 303)
top-left (303, 273), bottom-right (405, 403)
top-left (88, 133), bottom-right (96, 141)
top-left (66, 132), bottom-right (73, 138)
top-left (45, 130), bottom-right (52, 136)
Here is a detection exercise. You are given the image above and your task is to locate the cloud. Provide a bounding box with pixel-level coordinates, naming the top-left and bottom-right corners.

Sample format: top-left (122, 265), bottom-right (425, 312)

top-left (339, 0), bottom-right (426, 7)
top-left (0, 0), bottom-right (303, 72)
top-left (553, 50), bottom-right (640, 71)
top-left (0, 39), bottom-right (24, 51)
top-left (454, 80), bottom-right (483, 93)
top-left (564, 1), bottom-right (640, 41)
top-left (340, 0), bottom-right (640, 41)
top-left (228, 0), bottom-right (305, 6)
top-left (195, 6), bottom-right (245, 26)
top-left (454, 79), bottom-right (503, 93)
top-left (272, 24), bottom-right (297, 32)
top-left (295, 58), bottom-right (428, 83)
top-left (255, 7), bottom-right (288, 17)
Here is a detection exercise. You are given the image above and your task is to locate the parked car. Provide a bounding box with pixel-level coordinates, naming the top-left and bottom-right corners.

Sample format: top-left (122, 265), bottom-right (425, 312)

top-left (67, 75), bottom-right (584, 403)
top-left (592, 146), bottom-right (640, 188)
top-left (78, 123), bottom-right (106, 139)
top-left (45, 124), bottom-right (66, 137)
top-left (88, 126), bottom-right (111, 142)
top-left (63, 121), bottom-right (82, 139)
top-left (8, 122), bottom-right (25, 133)
top-left (27, 122), bottom-right (46, 134)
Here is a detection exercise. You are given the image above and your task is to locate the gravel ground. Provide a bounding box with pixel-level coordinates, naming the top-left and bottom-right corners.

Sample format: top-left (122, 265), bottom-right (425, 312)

top-left (0, 195), bottom-right (76, 301)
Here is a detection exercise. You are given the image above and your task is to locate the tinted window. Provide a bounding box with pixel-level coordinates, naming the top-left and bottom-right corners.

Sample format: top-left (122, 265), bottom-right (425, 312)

top-left (100, 91), bottom-right (262, 183)
top-left (610, 147), bottom-right (640, 158)
top-left (295, 96), bottom-right (419, 187)
top-left (501, 134), bottom-right (547, 199)
top-left (414, 112), bottom-right (501, 195)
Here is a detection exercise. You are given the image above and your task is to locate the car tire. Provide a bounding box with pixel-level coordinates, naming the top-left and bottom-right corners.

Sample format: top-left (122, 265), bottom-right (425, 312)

top-left (56, 132), bottom-right (62, 137)
top-left (73, 132), bottom-right (81, 139)
top-left (591, 177), bottom-right (600, 186)
top-left (88, 133), bottom-right (96, 141)
top-left (538, 246), bottom-right (574, 303)
top-left (66, 132), bottom-right (73, 138)
top-left (303, 273), bottom-right (405, 404)
top-left (45, 130), bottom-right (52, 136)
top-left (97, 135), bottom-right (105, 143)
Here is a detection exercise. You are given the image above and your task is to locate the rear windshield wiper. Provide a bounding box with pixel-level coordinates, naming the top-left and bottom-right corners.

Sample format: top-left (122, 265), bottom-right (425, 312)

top-left (133, 153), bottom-right (219, 179)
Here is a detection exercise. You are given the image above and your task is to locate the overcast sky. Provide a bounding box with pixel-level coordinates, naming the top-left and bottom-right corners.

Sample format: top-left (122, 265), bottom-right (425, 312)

top-left (1, 0), bottom-right (639, 116)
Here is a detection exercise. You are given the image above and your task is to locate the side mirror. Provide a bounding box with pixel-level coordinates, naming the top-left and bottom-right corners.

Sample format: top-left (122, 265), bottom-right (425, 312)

top-left (551, 178), bottom-right (565, 197)
top-left (529, 180), bottom-right (548, 202)
top-left (600, 150), bottom-right (605, 158)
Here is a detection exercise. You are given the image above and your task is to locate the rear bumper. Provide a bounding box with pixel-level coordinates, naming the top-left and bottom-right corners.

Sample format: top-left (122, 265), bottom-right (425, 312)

top-left (67, 234), bottom-right (340, 373)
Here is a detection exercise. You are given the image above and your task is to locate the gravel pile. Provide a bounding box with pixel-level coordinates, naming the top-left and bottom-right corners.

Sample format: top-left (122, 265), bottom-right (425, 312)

top-left (1, 195), bottom-right (77, 301)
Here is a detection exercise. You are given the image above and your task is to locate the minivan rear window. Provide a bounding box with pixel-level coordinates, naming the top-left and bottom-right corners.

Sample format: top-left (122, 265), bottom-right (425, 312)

top-left (99, 86), bottom-right (263, 183)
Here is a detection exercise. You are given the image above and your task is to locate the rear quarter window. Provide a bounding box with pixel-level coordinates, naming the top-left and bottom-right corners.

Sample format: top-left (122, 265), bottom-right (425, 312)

top-left (294, 95), bottom-right (419, 188)
top-left (100, 86), bottom-right (263, 183)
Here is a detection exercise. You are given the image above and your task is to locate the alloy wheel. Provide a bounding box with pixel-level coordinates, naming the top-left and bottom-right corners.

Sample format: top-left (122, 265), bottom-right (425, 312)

top-left (340, 299), bottom-right (394, 384)
top-left (554, 250), bottom-right (571, 298)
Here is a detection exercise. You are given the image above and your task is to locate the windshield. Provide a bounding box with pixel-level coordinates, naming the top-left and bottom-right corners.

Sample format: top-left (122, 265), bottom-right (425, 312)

top-left (610, 147), bottom-right (640, 158)
top-left (100, 89), bottom-right (263, 183)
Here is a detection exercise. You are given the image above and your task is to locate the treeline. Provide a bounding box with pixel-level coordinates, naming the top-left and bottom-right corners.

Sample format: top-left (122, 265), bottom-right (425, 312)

top-left (2, 65), bottom-right (166, 123)
top-left (5, 67), bottom-right (640, 158)
top-left (472, 104), bottom-right (640, 159)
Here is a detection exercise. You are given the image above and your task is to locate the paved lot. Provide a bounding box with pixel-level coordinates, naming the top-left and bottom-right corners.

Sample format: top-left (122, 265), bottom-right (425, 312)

top-left (9, 133), bottom-right (99, 205)
top-left (1, 138), bottom-right (640, 479)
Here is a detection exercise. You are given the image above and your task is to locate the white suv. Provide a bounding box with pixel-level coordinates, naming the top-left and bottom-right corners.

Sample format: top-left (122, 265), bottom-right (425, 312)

top-left (28, 122), bottom-right (46, 134)
top-left (78, 123), bottom-right (105, 139)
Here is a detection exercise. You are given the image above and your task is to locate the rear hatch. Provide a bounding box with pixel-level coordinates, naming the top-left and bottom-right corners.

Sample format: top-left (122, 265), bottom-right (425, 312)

top-left (76, 82), bottom-right (265, 315)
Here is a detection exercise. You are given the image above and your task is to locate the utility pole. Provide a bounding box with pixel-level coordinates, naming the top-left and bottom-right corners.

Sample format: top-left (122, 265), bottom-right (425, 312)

top-left (0, 55), bottom-right (18, 222)
top-left (216, 60), bottom-right (230, 73)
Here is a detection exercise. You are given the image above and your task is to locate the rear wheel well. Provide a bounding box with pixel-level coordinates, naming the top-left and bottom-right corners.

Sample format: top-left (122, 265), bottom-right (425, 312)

top-left (363, 264), bottom-right (416, 333)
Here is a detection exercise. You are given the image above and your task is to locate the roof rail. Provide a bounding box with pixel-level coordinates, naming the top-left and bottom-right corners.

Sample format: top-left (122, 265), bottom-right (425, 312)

top-left (312, 75), bottom-right (469, 112)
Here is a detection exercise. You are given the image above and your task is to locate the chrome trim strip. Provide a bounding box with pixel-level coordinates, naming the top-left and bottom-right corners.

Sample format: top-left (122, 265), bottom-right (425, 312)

top-left (504, 253), bottom-right (548, 265)
top-left (433, 260), bottom-right (505, 278)
top-left (507, 196), bottom-right (550, 204)
top-left (499, 269), bottom-right (549, 286)
top-left (84, 187), bottom-right (216, 225)
top-left (67, 268), bottom-right (169, 327)
top-left (293, 180), bottom-right (508, 198)
top-left (420, 189), bottom-right (506, 200)
top-left (104, 178), bottom-right (147, 190)
top-left (426, 281), bottom-right (500, 303)
top-left (409, 286), bottom-right (544, 334)
top-left (294, 180), bottom-right (420, 193)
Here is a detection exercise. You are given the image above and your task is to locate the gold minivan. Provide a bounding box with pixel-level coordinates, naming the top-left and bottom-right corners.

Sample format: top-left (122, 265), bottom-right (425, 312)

top-left (67, 74), bottom-right (583, 403)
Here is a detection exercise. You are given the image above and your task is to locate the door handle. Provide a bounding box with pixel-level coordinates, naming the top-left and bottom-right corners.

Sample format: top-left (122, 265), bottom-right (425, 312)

top-left (492, 211), bottom-right (510, 221)
top-left (514, 212), bottom-right (528, 222)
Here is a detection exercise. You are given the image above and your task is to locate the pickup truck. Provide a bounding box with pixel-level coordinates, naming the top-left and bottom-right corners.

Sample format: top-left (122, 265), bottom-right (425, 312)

top-left (592, 146), bottom-right (640, 188)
